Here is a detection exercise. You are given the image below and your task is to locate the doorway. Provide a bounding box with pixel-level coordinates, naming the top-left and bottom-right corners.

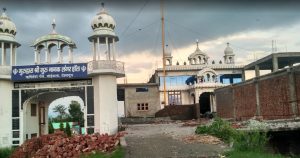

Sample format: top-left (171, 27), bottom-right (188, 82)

top-left (199, 92), bottom-right (212, 114)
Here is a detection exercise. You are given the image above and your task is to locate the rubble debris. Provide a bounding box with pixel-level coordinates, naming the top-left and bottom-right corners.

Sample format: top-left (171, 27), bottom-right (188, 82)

top-left (11, 131), bottom-right (125, 158)
top-left (182, 134), bottom-right (222, 145)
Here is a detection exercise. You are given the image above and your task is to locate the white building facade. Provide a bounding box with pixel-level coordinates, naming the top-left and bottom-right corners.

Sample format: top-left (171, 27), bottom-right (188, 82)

top-left (153, 41), bottom-right (244, 118)
top-left (0, 5), bottom-right (124, 148)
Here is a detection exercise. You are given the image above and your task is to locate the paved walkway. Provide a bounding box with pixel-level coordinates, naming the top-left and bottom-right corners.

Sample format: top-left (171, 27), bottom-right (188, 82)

top-left (124, 122), bottom-right (228, 158)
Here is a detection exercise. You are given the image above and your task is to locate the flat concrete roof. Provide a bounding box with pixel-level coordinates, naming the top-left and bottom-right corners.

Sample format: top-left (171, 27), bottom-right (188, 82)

top-left (244, 52), bottom-right (300, 70)
top-left (117, 83), bottom-right (159, 87)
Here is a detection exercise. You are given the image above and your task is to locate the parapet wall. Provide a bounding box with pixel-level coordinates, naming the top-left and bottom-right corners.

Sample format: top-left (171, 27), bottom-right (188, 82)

top-left (215, 65), bottom-right (300, 120)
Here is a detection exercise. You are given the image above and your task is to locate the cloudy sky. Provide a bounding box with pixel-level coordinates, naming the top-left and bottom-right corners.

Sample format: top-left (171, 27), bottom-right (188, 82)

top-left (3, 0), bottom-right (300, 83)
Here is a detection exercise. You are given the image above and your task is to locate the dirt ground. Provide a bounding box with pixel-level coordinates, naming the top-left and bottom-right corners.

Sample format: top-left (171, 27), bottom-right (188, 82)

top-left (124, 122), bottom-right (228, 158)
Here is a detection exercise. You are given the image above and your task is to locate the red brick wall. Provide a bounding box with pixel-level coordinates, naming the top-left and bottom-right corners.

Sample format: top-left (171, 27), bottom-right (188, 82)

top-left (294, 73), bottom-right (300, 114)
top-left (215, 88), bottom-right (233, 118)
top-left (259, 75), bottom-right (293, 120)
top-left (233, 83), bottom-right (257, 121)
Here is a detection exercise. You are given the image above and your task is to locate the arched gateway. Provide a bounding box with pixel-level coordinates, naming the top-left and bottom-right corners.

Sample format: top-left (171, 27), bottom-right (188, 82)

top-left (0, 5), bottom-right (125, 147)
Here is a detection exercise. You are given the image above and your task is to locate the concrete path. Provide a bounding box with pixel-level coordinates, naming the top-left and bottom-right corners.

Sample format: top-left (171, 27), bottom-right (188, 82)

top-left (124, 122), bottom-right (228, 158)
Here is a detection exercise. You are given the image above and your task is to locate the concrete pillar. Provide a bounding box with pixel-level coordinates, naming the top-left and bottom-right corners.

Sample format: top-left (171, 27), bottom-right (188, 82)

top-left (10, 43), bottom-right (14, 66)
top-left (34, 49), bottom-right (38, 64)
top-left (255, 65), bottom-right (260, 77)
top-left (57, 48), bottom-right (62, 63)
top-left (255, 80), bottom-right (261, 116)
top-left (68, 47), bottom-right (73, 63)
top-left (14, 45), bottom-right (17, 65)
top-left (108, 43), bottom-right (111, 60)
top-left (1, 42), bottom-right (6, 65)
top-left (242, 69), bottom-right (246, 81)
top-left (112, 38), bottom-right (116, 60)
top-left (97, 37), bottom-right (100, 60)
top-left (288, 70), bottom-right (298, 117)
top-left (37, 50), bottom-right (40, 64)
top-left (105, 37), bottom-right (109, 60)
top-left (93, 75), bottom-right (118, 134)
top-left (272, 56), bottom-right (278, 72)
top-left (92, 39), bottom-right (96, 61)
top-left (45, 49), bottom-right (48, 64)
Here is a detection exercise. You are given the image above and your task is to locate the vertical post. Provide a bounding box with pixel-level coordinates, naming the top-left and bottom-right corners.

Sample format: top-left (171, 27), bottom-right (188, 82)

top-left (272, 56), bottom-right (278, 72)
top-left (57, 48), bottom-right (62, 63)
top-left (288, 70), bottom-right (298, 117)
top-left (112, 38), bottom-right (116, 60)
top-left (10, 43), bottom-right (14, 66)
top-left (255, 80), bottom-right (261, 117)
top-left (242, 69), bottom-right (246, 81)
top-left (48, 48), bottom-right (51, 64)
top-left (161, 0), bottom-right (167, 107)
top-left (14, 45), bottom-right (17, 65)
top-left (106, 37), bottom-right (109, 60)
top-left (255, 65), bottom-right (260, 77)
top-left (68, 47), bottom-right (73, 63)
top-left (34, 49), bottom-right (38, 64)
top-left (45, 49), bottom-right (48, 64)
top-left (97, 37), bottom-right (100, 60)
top-left (37, 50), bottom-right (40, 64)
top-left (1, 42), bottom-right (6, 65)
top-left (92, 39), bottom-right (96, 61)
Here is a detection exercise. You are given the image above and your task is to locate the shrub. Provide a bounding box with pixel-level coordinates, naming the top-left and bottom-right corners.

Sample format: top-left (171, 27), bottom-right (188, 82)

top-left (0, 148), bottom-right (14, 158)
top-left (48, 122), bottom-right (54, 134)
top-left (233, 130), bottom-right (268, 152)
top-left (195, 117), bottom-right (236, 143)
top-left (65, 123), bottom-right (72, 137)
top-left (59, 122), bottom-right (64, 131)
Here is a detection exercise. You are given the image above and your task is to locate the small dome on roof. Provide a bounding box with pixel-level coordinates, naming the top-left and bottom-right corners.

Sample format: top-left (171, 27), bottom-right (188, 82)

top-left (91, 4), bottom-right (116, 35)
top-left (224, 42), bottom-right (234, 55)
top-left (0, 8), bottom-right (20, 46)
top-left (188, 40), bottom-right (208, 59)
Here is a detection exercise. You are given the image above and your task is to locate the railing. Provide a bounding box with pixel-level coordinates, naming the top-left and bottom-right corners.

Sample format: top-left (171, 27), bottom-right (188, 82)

top-left (87, 60), bottom-right (125, 76)
top-left (0, 66), bottom-right (11, 79)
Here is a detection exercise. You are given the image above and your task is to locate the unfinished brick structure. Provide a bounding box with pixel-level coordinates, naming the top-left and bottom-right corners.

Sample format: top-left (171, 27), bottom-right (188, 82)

top-left (216, 52), bottom-right (300, 120)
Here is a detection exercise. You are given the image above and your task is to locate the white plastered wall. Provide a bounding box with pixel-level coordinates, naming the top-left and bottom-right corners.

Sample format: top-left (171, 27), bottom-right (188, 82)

top-left (0, 80), bottom-right (13, 148)
top-left (93, 75), bottom-right (118, 135)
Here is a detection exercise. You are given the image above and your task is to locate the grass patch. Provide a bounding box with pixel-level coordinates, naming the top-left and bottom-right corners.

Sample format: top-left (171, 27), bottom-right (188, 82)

top-left (225, 150), bottom-right (285, 158)
top-left (0, 147), bottom-right (14, 158)
top-left (81, 147), bottom-right (125, 158)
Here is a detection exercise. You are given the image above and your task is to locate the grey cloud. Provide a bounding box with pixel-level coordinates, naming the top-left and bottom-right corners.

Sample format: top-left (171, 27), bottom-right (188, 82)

top-left (2, 0), bottom-right (300, 65)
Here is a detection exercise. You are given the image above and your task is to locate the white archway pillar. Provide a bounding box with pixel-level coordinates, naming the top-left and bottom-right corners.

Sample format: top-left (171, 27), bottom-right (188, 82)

top-left (68, 47), bottom-right (73, 63)
top-left (105, 37), bottom-right (109, 60)
top-left (1, 42), bottom-right (6, 66)
top-left (97, 37), bottom-right (100, 60)
top-left (92, 39), bottom-right (96, 61)
top-left (112, 38), bottom-right (116, 60)
top-left (10, 43), bottom-right (14, 66)
top-left (57, 48), bottom-right (62, 63)
top-left (34, 49), bottom-right (38, 64)
top-left (37, 50), bottom-right (40, 64)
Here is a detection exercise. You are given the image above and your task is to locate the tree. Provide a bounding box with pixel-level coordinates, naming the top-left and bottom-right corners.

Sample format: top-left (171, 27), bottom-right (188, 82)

top-left (68, 101), bottom-right (84, 132)
top-left (59, 122), bottom-right (64, 131)
top-left (48, 121), bottom-right (54, 134)
top-left (65, 123), bottom-right (72, 137)
top-left (53, 104), bottom-right (67, 121)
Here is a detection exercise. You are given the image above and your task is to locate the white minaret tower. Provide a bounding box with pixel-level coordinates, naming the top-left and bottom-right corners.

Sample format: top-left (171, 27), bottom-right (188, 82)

top-left (0, 8), bottom-right (20, 148)
top-left (87, 3), bottom-right (125, 135)
top-left (224, 42), bottom-right (235, 64)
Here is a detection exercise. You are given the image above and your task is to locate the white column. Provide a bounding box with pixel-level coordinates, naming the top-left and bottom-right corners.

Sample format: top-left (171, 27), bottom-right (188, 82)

top-left (272, 56), bottom-right (278, 72)
top-left (1, 42), bottom-right (6, 65)
top-left (37, 50), bottom-right (40, 64)
top-left (68, 47), bottom-right (73, 63)
top-left (10, 43), bottom-right (14, 66)
top-left (92, 39), bottom-right (96, 61)
top-left (14, 45), bottom-right (17, 65)
top-left (57, 48), bottom-right (62, 63)
top-left (105, 37), bottom-right (109, 60)
top-left (45, 49), bottom-right (48, 64)
top-left (112, 38), bottom-right (116, 60)
top-left (97, 37), bottom-right (100, 60)
top-left (34, 49), bottom-right (38, 64)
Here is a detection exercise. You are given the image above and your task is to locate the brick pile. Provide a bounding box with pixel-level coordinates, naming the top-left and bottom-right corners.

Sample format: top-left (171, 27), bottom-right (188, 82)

top-left (11, 131), bottom-right (124, 158)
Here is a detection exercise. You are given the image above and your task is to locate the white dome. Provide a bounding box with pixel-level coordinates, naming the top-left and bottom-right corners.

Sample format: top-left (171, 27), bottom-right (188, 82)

top-left (0, 11), bottom-right (17, 36)
top-left (91, 9), bottom-right (116, 31)
top-left (224, 42), bottom-right (234, 55)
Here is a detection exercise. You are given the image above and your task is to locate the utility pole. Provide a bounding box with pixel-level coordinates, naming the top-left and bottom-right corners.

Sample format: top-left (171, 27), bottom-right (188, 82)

top-left (160, 0), bottom-right (167, 107)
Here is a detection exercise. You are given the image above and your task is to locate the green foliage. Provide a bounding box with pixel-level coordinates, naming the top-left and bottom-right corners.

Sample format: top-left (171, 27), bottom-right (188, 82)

top-left (81, 147), bottom-right (125, 158)
top-left (233, 130), bottom-right (268, 152)
top-left (59, 122), bottom-right (64, 131)
top-left (48, 121), bottom-right (55, 134)
top-left (0, 148), bottom-right (14, 158)
top-left (225, 150), bottom-right (284, 158)
top-left (68, 101), bottom-right (84, 127)
top-left (195, 117), bottom-right (236, 143)
top-left (53, 104), bottom-right (67, 121)
top-left (65, 122), bottom-right (72, 137)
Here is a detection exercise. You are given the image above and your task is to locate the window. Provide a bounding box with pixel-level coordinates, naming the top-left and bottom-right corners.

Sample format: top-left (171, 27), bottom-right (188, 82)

top-left (137, 103), bottom-right (149, 111)
top-left (31, 133), bottom-right (37, 138)
top-left (136, 87), bottom-right (148, 92)
top-left (31, 104), bottom-right (37, 116)
top-left (168, 91), bottom-right (182, 105)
